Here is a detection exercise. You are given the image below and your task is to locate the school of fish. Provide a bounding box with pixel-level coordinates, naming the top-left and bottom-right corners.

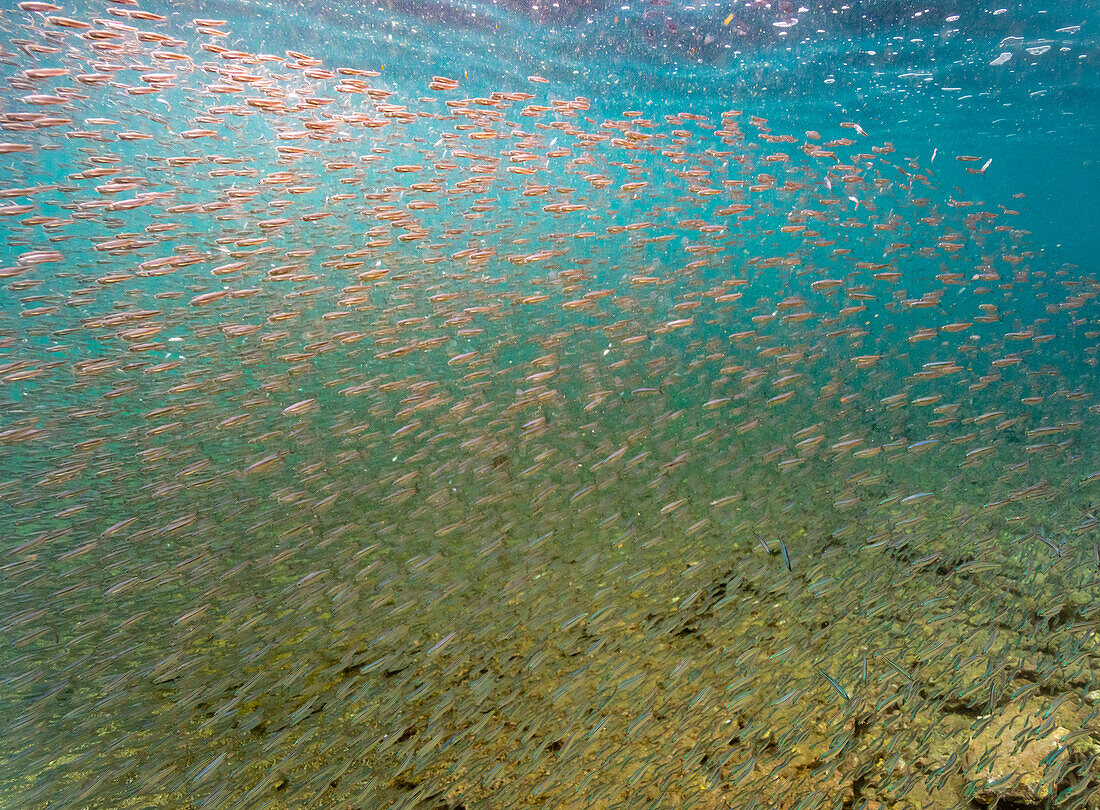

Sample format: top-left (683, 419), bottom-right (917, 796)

top-left (0, 2), bottom-right (1098, 809)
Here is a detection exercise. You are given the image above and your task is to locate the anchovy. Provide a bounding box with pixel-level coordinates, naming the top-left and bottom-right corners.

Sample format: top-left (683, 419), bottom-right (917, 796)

top-left (818, 669), bottom-right (850, 702)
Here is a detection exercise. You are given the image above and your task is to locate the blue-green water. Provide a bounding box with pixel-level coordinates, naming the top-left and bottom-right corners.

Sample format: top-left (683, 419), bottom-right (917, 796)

top-left (0, 1), bottom-right (1097, 808)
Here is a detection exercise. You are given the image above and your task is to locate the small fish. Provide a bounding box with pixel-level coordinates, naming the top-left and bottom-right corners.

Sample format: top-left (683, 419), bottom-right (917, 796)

top-left (192, 752), bottom-right (227, 785)
top-left (878, 653), bottom-right (913, 681)
top-left (779, 538), bottom-right (792, 572)
top-left (753, 530), bottom-right (769, 554)
top-left (1034, 529), bottom-right (1062, 557)
top-left (818, 669), bottom-right (850, 702)
top-left (753, 530), bottom-right (791, 571)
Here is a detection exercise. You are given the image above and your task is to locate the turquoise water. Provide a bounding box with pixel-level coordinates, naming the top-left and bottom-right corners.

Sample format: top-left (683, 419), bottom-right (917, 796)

top-left (0, 1), bottom-right (1097, 808)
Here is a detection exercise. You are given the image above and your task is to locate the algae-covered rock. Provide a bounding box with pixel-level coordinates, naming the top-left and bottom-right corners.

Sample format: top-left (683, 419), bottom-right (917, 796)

top-left (964, 706), bottom-right (1068, 806)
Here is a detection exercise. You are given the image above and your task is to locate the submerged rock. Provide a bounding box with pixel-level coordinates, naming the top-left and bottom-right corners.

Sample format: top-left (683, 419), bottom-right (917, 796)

top-left (964, 707), bottom-right (1069, 805)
